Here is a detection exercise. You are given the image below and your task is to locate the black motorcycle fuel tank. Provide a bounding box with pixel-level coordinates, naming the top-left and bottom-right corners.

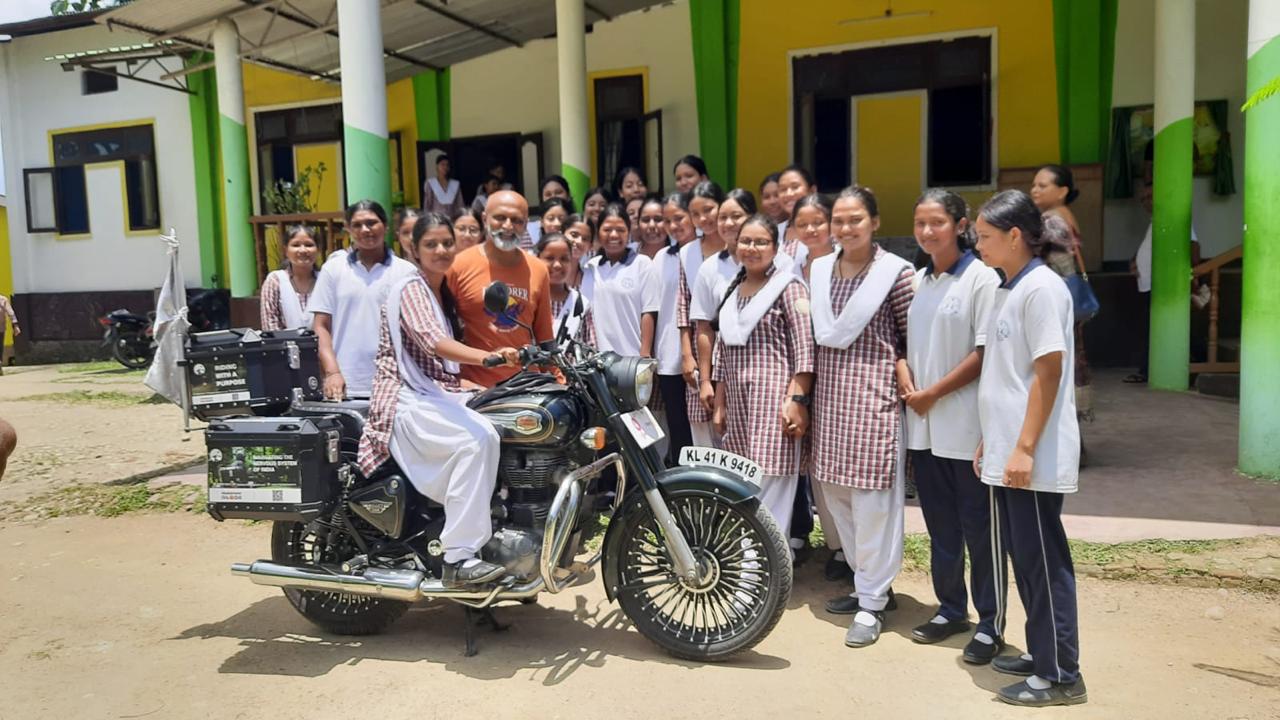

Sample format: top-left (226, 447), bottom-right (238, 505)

top-left (468, 374), bottom-right (585, 449)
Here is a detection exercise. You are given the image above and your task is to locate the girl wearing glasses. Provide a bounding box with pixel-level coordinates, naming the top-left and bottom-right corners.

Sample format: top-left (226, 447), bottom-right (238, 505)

top-left (710, 214), bottom-right (815, 544)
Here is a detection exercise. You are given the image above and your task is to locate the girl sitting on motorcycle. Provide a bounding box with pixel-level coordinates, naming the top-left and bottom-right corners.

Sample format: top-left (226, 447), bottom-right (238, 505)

top-left (356, 212), bottom-right (520, 588)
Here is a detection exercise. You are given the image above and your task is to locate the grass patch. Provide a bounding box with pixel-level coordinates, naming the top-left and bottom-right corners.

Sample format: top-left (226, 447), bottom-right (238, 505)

top-left (56, 361), bottom-right (146, 376)
top-left (15, 389), bottom-right (165, 407)
top-left (1068, 538), bottom-right (1239, 566)
top-left (1, 482), bottom-right (207, 521)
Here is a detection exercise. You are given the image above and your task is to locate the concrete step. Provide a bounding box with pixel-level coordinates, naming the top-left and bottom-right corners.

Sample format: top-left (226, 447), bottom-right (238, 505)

top-left (1196, 372), bottom-right (1240, 399)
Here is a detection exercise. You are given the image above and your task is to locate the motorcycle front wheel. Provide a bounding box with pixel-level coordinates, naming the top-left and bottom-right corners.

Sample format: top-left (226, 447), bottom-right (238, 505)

top-left (270, 520), bottom-right (409, 635)
top-left (614, 493), bottom-right (792, 661)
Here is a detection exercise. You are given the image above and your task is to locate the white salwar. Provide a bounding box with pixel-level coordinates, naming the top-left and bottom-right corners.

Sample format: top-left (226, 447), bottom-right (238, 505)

top-left (818, 470), bottom-right (905, 612)
top-left (384, 277), bottom-right (499, 564)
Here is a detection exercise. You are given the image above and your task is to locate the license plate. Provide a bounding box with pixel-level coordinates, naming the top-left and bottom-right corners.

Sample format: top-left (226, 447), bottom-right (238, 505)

top-left (621, 407), bottom-right (665, 449)
top-left (679, 446), bottom-right (762, 486)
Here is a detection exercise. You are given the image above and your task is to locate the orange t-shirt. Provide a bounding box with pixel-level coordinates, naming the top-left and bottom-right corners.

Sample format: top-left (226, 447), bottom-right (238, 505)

top-left (447, 244), bottom-right (554, 387)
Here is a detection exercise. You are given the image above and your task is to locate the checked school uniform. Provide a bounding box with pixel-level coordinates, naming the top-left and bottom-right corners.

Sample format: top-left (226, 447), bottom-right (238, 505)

top-left (358, 275), bottom-right (499, 565)
top-left (711, 268), bottom-right (814, 536)
top-left (978, 258), bottom-right (1081, 685)
top-left (259, 269), bottom-right (315, 331)
top-left (905, 250), bottom-right (1004, 639)
top-left (810, 246), bottom-right (914, 613)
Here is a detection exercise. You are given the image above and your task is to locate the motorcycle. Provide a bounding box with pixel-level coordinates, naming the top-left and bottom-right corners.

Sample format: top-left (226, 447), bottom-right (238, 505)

top-left (100, 309), bottom-right (154, 369)
top-left (101, 290), bottom-right (230, 369)
top-left (219, 282), bottom-right (793, 660)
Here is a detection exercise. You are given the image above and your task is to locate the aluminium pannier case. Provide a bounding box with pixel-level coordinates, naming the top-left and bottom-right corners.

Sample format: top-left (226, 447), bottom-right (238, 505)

top-left (185, 328), bottom-right (322, 421)
top-left (205, 415), bottom-right (344, 522)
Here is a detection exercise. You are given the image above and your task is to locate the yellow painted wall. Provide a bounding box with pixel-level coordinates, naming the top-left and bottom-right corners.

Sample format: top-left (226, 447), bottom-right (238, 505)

top-left (735, 0), bottom-right (1060, 192)
top-left (386, 76), bottom-right (420, 207)
top-left (855, 94), bottom-right (924, 237)
top-left (293, 143), bottom-right (343, 211)
top-left (241, 65), bottom-right (421, 209)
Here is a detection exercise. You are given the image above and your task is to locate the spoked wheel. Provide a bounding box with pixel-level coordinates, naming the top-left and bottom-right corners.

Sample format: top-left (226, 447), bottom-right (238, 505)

top-left (614, 493), bottom-right (792, 661)
top-left (270, 520), bottom-right (408, 635)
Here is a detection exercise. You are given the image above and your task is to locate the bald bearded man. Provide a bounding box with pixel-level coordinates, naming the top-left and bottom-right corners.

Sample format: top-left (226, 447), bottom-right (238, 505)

top-left (447, 190), bottom-right (555, 387)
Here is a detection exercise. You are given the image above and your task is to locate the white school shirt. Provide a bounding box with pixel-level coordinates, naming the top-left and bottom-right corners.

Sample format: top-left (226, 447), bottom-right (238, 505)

top-left (643, 248), bottom-right (685, 375)
top-left (581, 249), bottom-right (653, 356)
top-left (977, 260), bottom-right (1079, 493)
top-left (906, 251), bottom-right (1000, 460)
top-left (1135, 222), bottom-right (1198, 293)
top-left (689, 250), bottom-right (740, 322)
top-left (309, 247), bottom-right (418, 397)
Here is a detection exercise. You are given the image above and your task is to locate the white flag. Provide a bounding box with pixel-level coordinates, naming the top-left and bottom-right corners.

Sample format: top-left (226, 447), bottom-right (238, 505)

top-left (144, 231), bottom-right (190, 406)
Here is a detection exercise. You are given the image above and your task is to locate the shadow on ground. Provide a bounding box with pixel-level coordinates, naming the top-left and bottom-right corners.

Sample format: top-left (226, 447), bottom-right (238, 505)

top-left (173, 593), bottom-right (790, 684)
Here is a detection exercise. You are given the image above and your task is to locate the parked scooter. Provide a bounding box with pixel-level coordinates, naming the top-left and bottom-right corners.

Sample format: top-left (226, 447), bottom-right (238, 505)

top-left (102, 289), bottom-right (230, 369)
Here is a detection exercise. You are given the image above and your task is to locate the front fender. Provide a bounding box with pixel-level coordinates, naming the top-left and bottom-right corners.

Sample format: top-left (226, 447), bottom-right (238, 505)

top-left (600, 464), bottom-right (760, 601)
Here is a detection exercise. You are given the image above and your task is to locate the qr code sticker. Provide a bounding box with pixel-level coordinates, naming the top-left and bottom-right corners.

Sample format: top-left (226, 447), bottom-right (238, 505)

top-left (272, 490), bottom-right (284, 502)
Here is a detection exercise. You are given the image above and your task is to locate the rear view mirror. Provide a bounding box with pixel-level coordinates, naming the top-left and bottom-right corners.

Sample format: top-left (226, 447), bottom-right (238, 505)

top-left (483, 282), bottom-right (511, 316)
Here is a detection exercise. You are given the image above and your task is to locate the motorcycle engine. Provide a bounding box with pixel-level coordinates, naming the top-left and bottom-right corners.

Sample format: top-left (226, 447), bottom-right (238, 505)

top-left (482, 527), bottom-right (542, 582)
top-left (500, 450), bottom-right (568, 528)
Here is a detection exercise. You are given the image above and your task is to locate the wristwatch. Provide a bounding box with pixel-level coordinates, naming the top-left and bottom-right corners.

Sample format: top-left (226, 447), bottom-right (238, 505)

top-left (790, 394), bottom-right (811, 407)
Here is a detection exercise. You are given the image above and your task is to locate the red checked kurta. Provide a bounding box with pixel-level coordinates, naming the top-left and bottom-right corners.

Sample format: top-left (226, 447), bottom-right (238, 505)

top-left (711, 277), bottom-right (815, 476)
top-left (357, 279), bottom-right (461, 477)
top-left (811, 247), bottom-right (915, 490)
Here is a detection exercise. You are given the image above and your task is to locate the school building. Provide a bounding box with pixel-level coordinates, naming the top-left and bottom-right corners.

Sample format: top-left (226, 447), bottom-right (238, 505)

top-left (0, 0), bottom-right (1276, 477)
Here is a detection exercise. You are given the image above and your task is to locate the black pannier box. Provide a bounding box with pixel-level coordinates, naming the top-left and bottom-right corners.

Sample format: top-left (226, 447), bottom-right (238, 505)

top-left (185, 328), bottom-right (322, 421)
top-left (205, 415), bottom-right (344, 522)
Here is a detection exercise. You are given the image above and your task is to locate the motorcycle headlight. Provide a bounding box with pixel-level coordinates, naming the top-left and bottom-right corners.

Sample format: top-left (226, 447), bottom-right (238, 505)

top-left (603, 353), bottom-right (658, 411)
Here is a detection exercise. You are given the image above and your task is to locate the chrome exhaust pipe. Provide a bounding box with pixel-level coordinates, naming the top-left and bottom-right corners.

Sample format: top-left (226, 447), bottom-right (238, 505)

top-left (230, 560), bottom-right (552, 604)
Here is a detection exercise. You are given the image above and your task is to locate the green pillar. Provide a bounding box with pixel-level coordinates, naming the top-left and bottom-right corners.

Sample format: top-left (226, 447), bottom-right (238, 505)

top-left (337, 0), bottom-right (391, 211)
top-left (555, 0), bottom-right (590, 206)
top-left (1239, 3), bottom-right (1280, 477)
top-left (689, 0), bottom-right (739, 186)
top-left (213, 19), bottom-right (255, 298)
top-left (412, 69), bottom-right (451, 142)
top-left (186, 53), bottom-right (225, 289)
top-left (1149, 0), bottom-right (1194, 390)
top-left (1052, 0), bottom-right (1118, 164)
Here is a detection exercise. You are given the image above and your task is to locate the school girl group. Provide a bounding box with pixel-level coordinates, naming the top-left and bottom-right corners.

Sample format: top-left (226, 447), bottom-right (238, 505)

top-left (259, 156), bottom-right (1086, 708)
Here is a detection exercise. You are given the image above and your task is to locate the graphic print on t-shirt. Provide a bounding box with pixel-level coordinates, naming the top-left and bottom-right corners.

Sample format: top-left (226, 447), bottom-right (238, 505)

top-left (488, 285), bottom-right (529, 330)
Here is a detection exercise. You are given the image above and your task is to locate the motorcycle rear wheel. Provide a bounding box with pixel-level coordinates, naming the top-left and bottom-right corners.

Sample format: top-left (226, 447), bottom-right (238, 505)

top-left (270, 520), bottom-right (409, 635)
top-left (110, 331), bottom-right (153, 369)
top-left (614, 493), bottom-right (792, 661)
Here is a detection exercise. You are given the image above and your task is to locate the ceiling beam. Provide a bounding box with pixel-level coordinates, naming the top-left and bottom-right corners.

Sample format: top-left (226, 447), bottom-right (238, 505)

top-left (106, 18), bottom-right (336, 80)
top-left (152, 0), bottom-right (288, 43)
top-left (413, 0), bottom-right (523, 49)
top-left (237, 0), bottom-right (441, 71)
top-left (585, 2), bottom-right (612, 22)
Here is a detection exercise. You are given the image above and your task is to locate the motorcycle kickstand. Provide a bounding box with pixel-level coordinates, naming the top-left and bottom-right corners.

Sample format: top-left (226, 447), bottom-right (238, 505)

top-left (462, 606), bottom-right (509, 657)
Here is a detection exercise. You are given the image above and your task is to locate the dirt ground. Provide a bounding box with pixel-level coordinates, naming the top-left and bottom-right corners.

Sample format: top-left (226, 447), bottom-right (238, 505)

top-left (1, 512), bottom-right (1277, 720)
top-left (0, 363), bottom-right (201, 507)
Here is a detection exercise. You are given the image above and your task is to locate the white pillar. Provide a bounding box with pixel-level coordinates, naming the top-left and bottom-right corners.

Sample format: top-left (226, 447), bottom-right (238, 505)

top-left (555, 0), bottom-right (590, 205)
top-left (213, 19), bottom-right (256, 297)
top-left (1149, 0), bottom-right (1195, 390)
top-left (337, 0), bottom-right (390, 210)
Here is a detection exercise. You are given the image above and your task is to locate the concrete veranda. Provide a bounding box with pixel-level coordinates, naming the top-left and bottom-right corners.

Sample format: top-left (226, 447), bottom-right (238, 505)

top-left (902, 369), bottom-right (1280, 543)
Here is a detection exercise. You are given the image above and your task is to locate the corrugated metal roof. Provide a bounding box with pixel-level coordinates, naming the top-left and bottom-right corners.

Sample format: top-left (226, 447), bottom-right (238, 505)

top-left (98, 0), bottom-right (672, 82)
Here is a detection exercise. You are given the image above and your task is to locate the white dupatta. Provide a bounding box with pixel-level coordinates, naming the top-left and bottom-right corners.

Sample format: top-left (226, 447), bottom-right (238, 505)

top-left (386, 275), bottom-right (459, 396)
top-left (427, 177), bottom-right (460, 206)
top-left (271, 269), bottom-right (314, 330)
top-left (810, 249), bottom-right (912, 349)
top-left (719, 269), bottom-right (794, 347)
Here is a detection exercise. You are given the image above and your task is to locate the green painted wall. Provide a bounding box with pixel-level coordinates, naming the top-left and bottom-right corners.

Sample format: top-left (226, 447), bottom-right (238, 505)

top-left (1053, 0), bottom-right (1119, 164)
top-left (186, 55), bottom-right (225, 288)
top-left (689, 0), bottom-right (739, 186)
top-left (343, 124), bottom-right (392, 212)
top-left (413, 69), bottom-right (452, 142)
top-left (219, 114), bottom-right (256, 298)
top-left (1239, 34), bottom-right (1280, 477)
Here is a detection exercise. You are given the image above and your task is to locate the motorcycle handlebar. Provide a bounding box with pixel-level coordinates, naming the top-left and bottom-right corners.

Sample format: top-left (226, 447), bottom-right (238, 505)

top-left (482, 354), bottom-right (505, 368)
